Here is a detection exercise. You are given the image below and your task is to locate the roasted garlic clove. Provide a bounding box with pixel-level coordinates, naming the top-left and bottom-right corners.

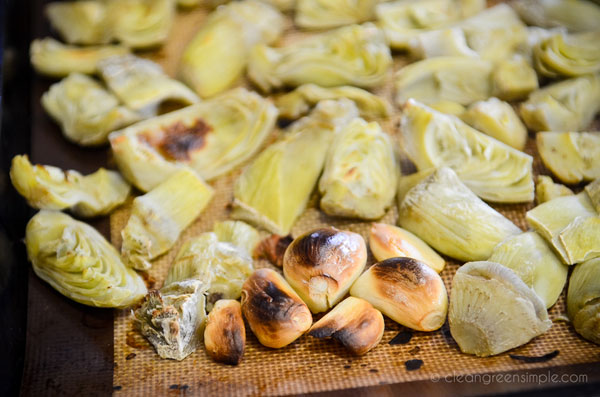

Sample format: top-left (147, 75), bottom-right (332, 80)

top-left (46, 1), bottom-right (111, 45)
top-left (283, 228), bottom-right (367, 313)
top-left (492, 58), bottom-right (539, 102)
top-left (121, 169), bottom-right (214, 270)
top-left (536, 175), bottom-right (574, 204)
top-left (308, 297), bottom-right (384, 355)
top-left (369, 223), bottom-right (445, 273)
top-left (254, 234), bottom-right (293, 268)
top-left (567, 257), bottom-right (600, 345)
top-left (398, 167), bottom-right (522, 262)
top-left (449, 261), bottom-right (552, 357)
top-left (350, 257), bottom-right (447, 331)
top-left (295, 0), bottom-right (379, 30)
top-left (488, 231), bottom-right (568, 308)
top-left (241, 269), bottom-right (312, 348)
top-left (204, 300), bottom-right (246, 364)
top-left (511, 0), bottom-right (600, 33)
top-left (26, 210), bottom-right (147, 308)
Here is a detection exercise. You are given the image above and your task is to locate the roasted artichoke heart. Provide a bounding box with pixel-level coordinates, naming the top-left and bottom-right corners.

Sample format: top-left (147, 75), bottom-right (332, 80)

top-left (213, 220), bottom-right (260, 256)
top-left (30, 37), bottom-right (129, 78)
top-left (533, 32), bottom-right (600, 78)
top-left (10, 155), bottom-right (130, 217)
top-left (42, 73), bottom-right (141, 146)
top-left (319, 118), bottom-right (397, 219)
top-left (449, 261), bottom-right (552, 357)
top-left (585, 178), bottom-right (600, 213)
top-left (400, 99), bottom-right (534, 203)
top-left (46, 1), bottom-right (111, 45)
top-left (232, 100), bottom-right (358, 235)
top-left (98, 55), bottom-right (199, 115)
top-left (247, 23), bottom-right (392, 92)
top-left (567, 257), bottom-right (600, 345)
top-left (275, 84), bottom-right (391, 121)
top-left (179, 0), bottom-right (285, 98)
top-left (110, 87), bottom-right (277, 191)
top-left (537, 132), bottom-right (600, 185)
top-left (295, 0), bottom-right (379, 30)
top-left (511, 0), bottom-right (600, 32)
top-left (121, 169), bottom-right (214, 270)
top-left (398, 167), bottom-right (522, 261)
top-left (520, 74), bottom-right (600, 132)
top-left (488, 231), bottom-right (568, 308)
top-left (492, 58), bottom-right (539, 102)
top-left (536, 175), bottom-right (574, 204)
top-left (26, 210), bottom-right (147, 308)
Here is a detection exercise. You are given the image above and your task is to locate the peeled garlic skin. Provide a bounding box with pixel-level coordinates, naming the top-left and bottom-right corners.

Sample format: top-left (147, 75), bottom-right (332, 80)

top-left (283, 228), bottom-right (367, 313)
top-left (204, 299), bottom-right (246, 365)
top-left (350, 257), bottom-right (447, 331)
top-left (241, 268), bottom-right (312, 348)
top-left (308, 296), bottom-right (384, 356)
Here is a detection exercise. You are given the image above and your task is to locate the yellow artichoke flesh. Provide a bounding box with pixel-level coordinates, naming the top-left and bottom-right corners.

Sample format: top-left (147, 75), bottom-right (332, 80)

top-left (536, 175), bottom-right (574, 204)
top-left (567, 257), bottom-right (600, 345)
top-left (295, 0), bottom-right (379, 30)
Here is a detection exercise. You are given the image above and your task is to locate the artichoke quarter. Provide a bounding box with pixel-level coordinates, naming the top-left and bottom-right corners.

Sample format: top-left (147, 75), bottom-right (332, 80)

top-left (295, 0), bottom-right (379, 30)
top-left (46, 1), bottom-right (111, 45)
top-left (247, 23), bottom-right (392, 92)
top-left (533, 32), bottom-right (600, 78)
top-left (398, 167), bottom-right (522, 262)
top-left (25, 210), bottom-right (147, 308)
top-left (449, 261), bottom-right (552, 357)
top-left (319, 118), bottom-right (397, 220)
top-left (567, 257), bottom-right (600, 345)
top-left (10, 155), bottom-right (130, 218)
top-left (121, 169), bottom-right (214, 270)
top-left (585, 179), bottom-right (600, 213)
top-left (536, 175), bottom-right (574, 204)
top-left (511, 0), bottom-right (600, 33)
top-left (491, 58), bottom-right (539, 102)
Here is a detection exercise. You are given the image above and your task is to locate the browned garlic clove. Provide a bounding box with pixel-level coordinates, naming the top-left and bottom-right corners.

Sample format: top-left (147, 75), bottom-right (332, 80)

top-left (241, 268), bottom-right (312, 348)
top-left (308, 296), bottom-right (384, 356)
top-left (253, 234), bottom-right (294, 268)
top-left (204, 299), bottom-right (246, 365)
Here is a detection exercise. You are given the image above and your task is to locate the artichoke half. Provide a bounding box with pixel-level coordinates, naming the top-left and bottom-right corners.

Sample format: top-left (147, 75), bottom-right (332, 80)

top-left (537, 131), bottom-right (600, 185)
top-left (318, 118), bottom-right (398, 220)
top-left (492, 58), bottom-right (539, 102)
top-left (585, 179), bottom-right (600, 213)
top-left (488, 231), bottom-right (568, 308)
top-left (179, 0), bottom-right (285, 98)
top-left (110, 87), bottom-right (277, 192)
top-left (400, 100), bottom-right (534, 203)
top-left (10, 155), bottom-right (130, 217)
top-left (295, 0), bottom-right (379, 30)
top-left (536, 175), bottom-right (574, 204)
top-left (42, 73), bottom-right (141, 146)
top-left (511, 0), bottom-right (600, 32)
top-left (449, 261), bottom-right (552, 357)
top-left (121, 169), bottom-right (214, 270)
top-left (232, 100), bottom-right (359, 235)
top-left (247, 23), bottom-right (392, 92)
top-left (46, 1), bottom-right (111, 45)
top-left (398, 167), bottom-right (522, 262)
top-left (533, 32), bottom-right (600, 78)
top-left (25, 210), bottom-right (147, 308)
top-left (520, 74), bottom-right (600, 132)
top-left (567, 257), bottom-right (600, 345)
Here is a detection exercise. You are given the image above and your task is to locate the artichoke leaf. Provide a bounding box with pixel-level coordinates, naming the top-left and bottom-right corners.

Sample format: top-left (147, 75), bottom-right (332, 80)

top-left (536, 175), bottom-right (574, 204)
top-left (511, 0), bottom-right (600, 32)
top-left (533, 32), bottom-right (600, 78)
top-left (567, 257), bottom-right (600, 345)
top-left (46, 1), bottom-right (111, 45)
top-left (295, 0), bottom-right (379, 30)
top-left (25, 210), bottom-right (147, 308)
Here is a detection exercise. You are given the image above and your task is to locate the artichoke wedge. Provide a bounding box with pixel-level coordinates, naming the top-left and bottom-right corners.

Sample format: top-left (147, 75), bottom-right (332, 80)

top-left (461, 98), bottom-right (528, 151)
top-left (394, 57), bottom-right (493, 106)
top-left (295, 0), bottom-right (379, 30)
top-left (179, 0), bottom-right (285, 98)
top-left (533, 32), bottom-right (600, 78)
top-left (520, 74), bottom-right (600, 132)
top-left (110, 88), bottom-right (277, 191)
top-left (585, 179), bottom-right (600, 213)
top-left (42, 73), bottom-right (141, 146)
top-left (511, 0), bottom-right (600, 32)
top-left (319, 118), bottom-right (397, 220)
top-left (488, 232), bottom-right (568, 308)
top-left (492, 58), bottom-right (539, 102)
top-left (261, 0), bottom-right (296, 10)
top-left (46, 1), bottom-right (111, 45)
top-left (232, 100), bottom-right (359, 235)
top-left (400, 100), bottom-right (534, 203)
top-left (526, 192), bottom-right (600, 265)
top-left (275, 84), bottom-right (391, 121)
top-left (449, 261), bottom-right (552, 357)
top-left (30, 38), bottom-right (129, 78)
top-left (247, 23), bottom-right (392, 92)
top-left (213, 220), bottom-right (260, 256)
top-left (567, 257), bottom-right (600, 345)
top-left (10, 155), bottom-right (130, 217)
top-left (536, 175), bottom-right (574, 204)
top-left (398, 167), bottom-right (522, 262)
top-left (25, 210), bottom-right (147, 308)
top-left (98, 55), bottom-right (199, 116)
top-left (537, 132), bottom-right (600, 184)
top-left (121, 169), bottom-right (214, 270)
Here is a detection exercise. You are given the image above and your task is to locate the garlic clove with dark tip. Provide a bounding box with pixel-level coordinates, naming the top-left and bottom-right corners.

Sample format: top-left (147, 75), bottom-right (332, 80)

top-left (204, 299), bottom-right (246, 365)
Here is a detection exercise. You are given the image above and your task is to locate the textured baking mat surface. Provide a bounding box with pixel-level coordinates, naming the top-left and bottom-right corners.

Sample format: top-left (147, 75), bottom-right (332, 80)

top-left (111, 6), bottom-right (600, 396)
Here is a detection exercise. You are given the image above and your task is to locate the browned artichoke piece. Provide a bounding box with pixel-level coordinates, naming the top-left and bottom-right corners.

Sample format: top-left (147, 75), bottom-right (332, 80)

top-left (567, 257), bottom-right (600, 345)
top-left (308, 296), bottom-right (384, 356)
top-left (204, 299), bottom-right (246, 365)
top-left (350, 257), bottom-right (448, 331)
top-left (283, 228), bottom-right (367, 313)
top-left (241, 268), bottom-right (312, 348)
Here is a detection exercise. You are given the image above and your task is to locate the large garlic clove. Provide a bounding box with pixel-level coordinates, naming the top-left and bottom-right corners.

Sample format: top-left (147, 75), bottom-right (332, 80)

top-left (241, 268), bottom-right (312, 348)
top-left (308, 296), bottom-right (384, 356)
top-left (350, 257), bottom-right (447, 331)
top-left (283, 228), bottom-right (367, 313)
top-left (369, 223), bottom-right (445, 273)
top-left (204, 299), bottom-right (246, 365)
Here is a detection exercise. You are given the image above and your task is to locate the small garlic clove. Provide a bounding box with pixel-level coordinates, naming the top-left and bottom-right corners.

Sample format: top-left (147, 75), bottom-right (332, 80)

top-left (308, 296), bottom-right (384, 356)
top-left (204, 299), bottom-right (246, 365)
top-left (241, 268), bottom-right (312, 348)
